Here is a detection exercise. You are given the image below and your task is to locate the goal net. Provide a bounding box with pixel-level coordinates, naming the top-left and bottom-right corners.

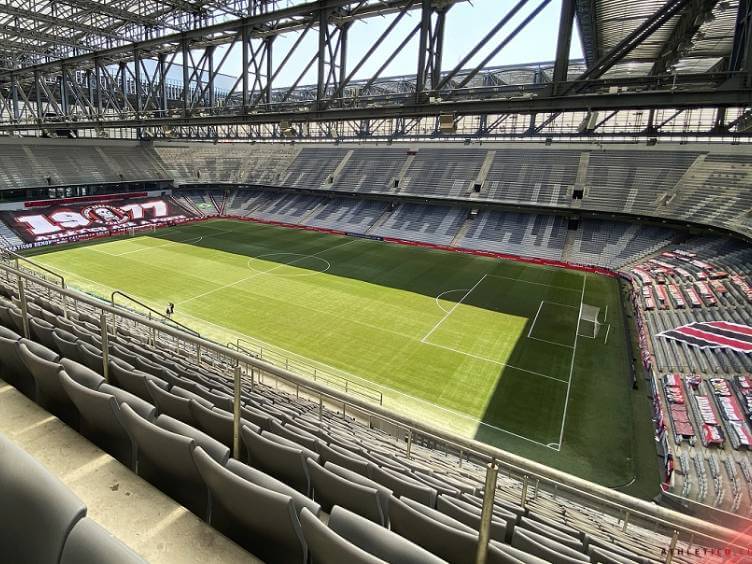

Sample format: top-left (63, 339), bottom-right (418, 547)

top-left (578, 304), bottom-right (602, 339)
top-left (128, 224), bottom-right (157, 237)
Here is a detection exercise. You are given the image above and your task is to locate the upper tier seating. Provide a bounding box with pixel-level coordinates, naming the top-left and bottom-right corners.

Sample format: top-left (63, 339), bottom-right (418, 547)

top-left (1, 140), bottom-right (751, 237)
top-left (458, 211), bottom-right (568, 261)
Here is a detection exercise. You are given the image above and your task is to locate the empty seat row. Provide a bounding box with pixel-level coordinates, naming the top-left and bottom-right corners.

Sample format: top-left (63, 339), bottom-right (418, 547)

top-left (0, 431), bottom-right (144, 564)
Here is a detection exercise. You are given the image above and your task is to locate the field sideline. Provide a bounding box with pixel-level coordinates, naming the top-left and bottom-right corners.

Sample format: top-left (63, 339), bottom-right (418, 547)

top-left (26, 219), bottom-right (660, 496)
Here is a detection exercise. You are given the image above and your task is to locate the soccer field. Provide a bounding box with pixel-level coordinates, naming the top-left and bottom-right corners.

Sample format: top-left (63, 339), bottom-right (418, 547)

top-left (26, 218), bottom-right (659, 494)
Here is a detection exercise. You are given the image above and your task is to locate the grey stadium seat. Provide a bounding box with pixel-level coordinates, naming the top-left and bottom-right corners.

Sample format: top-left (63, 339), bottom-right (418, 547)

top-left (368, 463), bottom-right (438, 507)
top-left (510, 528), bottom-right (590, 564)
top-left (145, 379), bottom-right (195, 424)
top-left (226, 458), bottom-right (320, 517)
top-left (60, 517), bottom-right (146, 564)
top-left (0, 432), bottom-right (87, 564)
top-left (30, 316), bottom-right (58, 350)
top-left (270, 420), bottom-right (318, 451)
top-left (76, 341), bottom-right (104, 374)
top-left (60, 373), bottom-right (152, 468)
top-left (299, 507), bottom-right (387, 564)
top-left (52, 328), bottom-right (83, 362)
top-left (119, 404), bottom-right (228, 519)
top-left (306, 459), bottom-right (385, 525)
top-left (60, 358), bottom-right (106, 389)
top-left (192, 447), bottom-right (308, 564)
top-left (327, 505), bottom-right (447, 564)
top-left (0, 325), bottom-right (22, 385)
top-left (324, 461), bottom-right (393, 523)
top-left (517, 517), bottom-right (583, 550)
top-left (242, 425), bottom-right (318, 495)
top-left (436, 495), bottom-right (508, 543)
top-left (109, 360), bottom-right (168, 402)
top-left (316, 440), bottom-right (370, 475)
top-left (389, 496), bottom-right (481, 564)
top-left (18, 341), bottom-right (76, 424)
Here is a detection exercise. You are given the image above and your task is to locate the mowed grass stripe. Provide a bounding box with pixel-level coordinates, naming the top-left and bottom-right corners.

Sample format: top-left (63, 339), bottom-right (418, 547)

top-left (28, 219), bottom-right (657, 494)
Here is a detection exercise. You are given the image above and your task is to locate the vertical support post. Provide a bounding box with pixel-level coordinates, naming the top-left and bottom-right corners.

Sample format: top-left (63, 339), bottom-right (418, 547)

top-left (406, 428), bottom-right (413, 458)
top-left (233, 364), bottom-right (241, 459)
top-left (100, 313), bottom-right (110, 383)
top-left (475, 462), bottom-right (499, 564)
top-left (665, 530), bottom-right (679, 564)
top-left (197, 343), bottom-right (201, 364)
top-left (134, 51), bottom-right (142, 113)
top-left (318, 394), bottom-right (323, 421)
top-left (60, 68), bottom-right (69, 117)
top-left (521, 475), bottom-right (529, 508)
top-left (316, 7), bottom-right (328, 103)
top-left (622, 510), bottom-right (630, 532)
top-left (95, 60), bottom-right (103, 117)
top-left (86, 70), bottom-right (94, 118)
top-left (207, 45), bottom-right (216, 111)
top-left (552, 0), bottom-right (575, 92)
top-left (182, 38), bottom-right (190, 116)
top-left (119, 62), bottom-right (127, 114)
top-left (158, 53), bottom-right (168, 117)
top-left (415, 0), bottom-right (431, 100)
top-left (242, 25), bottom-right (250, 111)
top-left (459, 449), bottom-right (463, 468)
top-left (264, 36), bottom-right (274, 106)
top-left (17, 276), bottom-right (29, 339)
top-left (34, 70), bottom-right (43, 122)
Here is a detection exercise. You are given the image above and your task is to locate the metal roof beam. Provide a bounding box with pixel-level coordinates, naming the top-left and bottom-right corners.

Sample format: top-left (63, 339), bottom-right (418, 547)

top-left (0, 24), bottom-right (94, 50)
top-left (0, 4), bottom-right (127, 41)
top-left (54, 0), bottom-right (159, 26)
top-left (1, 84), bottom-right (749, 132)
top-left (0, 0), bottom-right (465, 80)
top-left (650, 0), bottom-right (720, 76)
top-left (730, 0), bottom-right (752, 74)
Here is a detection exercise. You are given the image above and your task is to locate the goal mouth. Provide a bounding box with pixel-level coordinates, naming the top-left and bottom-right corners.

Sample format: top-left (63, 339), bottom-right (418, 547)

top-left (578, 303), bottom-right (611, 342)
top-left (128, 224), bottom-right (158, 237)
top-left (578, 303), bottom-right (601, 339)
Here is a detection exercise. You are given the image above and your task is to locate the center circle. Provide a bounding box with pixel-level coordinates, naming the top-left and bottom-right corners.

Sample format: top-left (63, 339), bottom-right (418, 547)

top-left (247, 252), bottom-right (331, 277)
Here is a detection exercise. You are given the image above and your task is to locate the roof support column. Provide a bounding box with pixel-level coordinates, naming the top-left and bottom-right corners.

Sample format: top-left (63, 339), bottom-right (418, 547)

top-left (552, 0), bottom-right (575, 93)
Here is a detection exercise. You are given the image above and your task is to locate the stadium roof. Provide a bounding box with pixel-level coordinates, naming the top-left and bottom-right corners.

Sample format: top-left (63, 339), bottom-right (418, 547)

top-left (0, 0), bottom-right (286, 68)
top-left (577, 0), bottom-right (738, 76)
top-left (0, 0), bottom-right (740, 77)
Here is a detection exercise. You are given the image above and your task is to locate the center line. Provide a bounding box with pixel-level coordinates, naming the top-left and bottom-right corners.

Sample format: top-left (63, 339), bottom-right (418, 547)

top-left (421, 273), bottom-right (487, 343)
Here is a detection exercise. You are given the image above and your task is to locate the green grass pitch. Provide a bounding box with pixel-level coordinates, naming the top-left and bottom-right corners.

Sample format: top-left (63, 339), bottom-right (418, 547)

top-left (26, 218), bottom-right (660, 497)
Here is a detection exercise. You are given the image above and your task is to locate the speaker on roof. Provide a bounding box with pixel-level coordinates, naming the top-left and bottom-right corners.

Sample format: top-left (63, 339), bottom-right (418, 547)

top-left (439, 114), bottom-right (456, 133)
top-left (280, 120), bottom-right (297, 138)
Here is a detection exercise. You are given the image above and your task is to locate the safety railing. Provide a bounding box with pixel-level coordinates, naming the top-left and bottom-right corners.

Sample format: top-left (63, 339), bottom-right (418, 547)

top-left (1, 260), bottom-right (748, 562)
top-left (228, 338), bottom-right (384, 405)
top-left (1, 247), bottom-right (65, 289)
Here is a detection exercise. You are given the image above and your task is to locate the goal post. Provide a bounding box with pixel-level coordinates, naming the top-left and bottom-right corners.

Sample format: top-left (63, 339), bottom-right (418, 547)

top-left (578, 303), bottom-right (611, 342)
top-left (578, 304), bottom-right (602, 339)
top-left (128, 224), bottom-right (157, 237)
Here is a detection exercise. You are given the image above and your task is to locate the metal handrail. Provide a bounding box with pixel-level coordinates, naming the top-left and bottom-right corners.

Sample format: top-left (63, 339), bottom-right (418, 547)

top-left (231, 337), bottom-right (384, 405)
top-left (111, 290), bottom-right (200, 337)
top-left (3, 261), bottom-right (747, 552)
top-left (1, 247), bottom-right (65, 288)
